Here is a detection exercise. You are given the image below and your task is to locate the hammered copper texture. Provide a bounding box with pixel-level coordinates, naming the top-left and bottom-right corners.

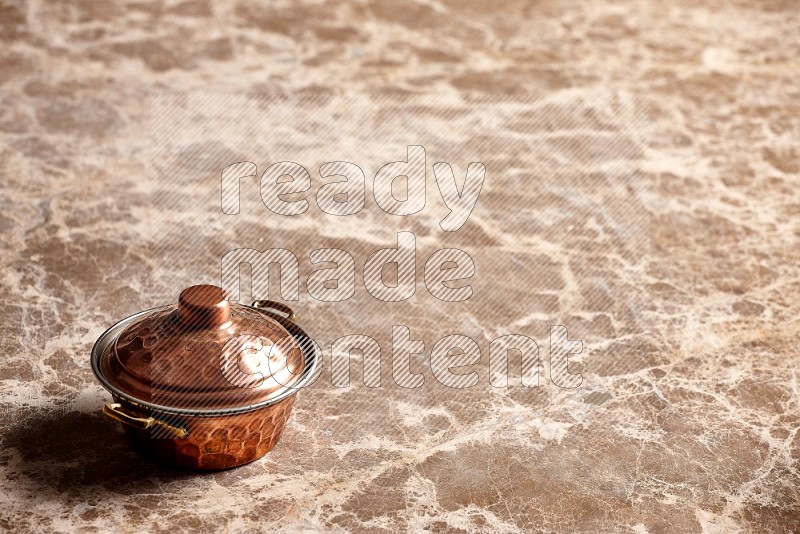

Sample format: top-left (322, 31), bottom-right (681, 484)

top-left (116, 397), bottom-right (295, 470)
top-left (101, 299), bottom-right (306, 410)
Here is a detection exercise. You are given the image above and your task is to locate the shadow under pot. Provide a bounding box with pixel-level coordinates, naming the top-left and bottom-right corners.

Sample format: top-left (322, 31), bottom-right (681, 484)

top-left (91, 285), bottom-right (319, 470)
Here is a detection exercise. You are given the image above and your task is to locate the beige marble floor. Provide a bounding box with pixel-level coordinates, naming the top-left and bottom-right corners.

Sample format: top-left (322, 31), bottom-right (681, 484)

top-left (1, 0), bottom-right (799, 532)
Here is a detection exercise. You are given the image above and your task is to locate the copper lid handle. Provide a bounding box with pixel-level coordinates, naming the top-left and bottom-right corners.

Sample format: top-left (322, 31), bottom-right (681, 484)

top-left (178, 285), bottom-right (231, 328)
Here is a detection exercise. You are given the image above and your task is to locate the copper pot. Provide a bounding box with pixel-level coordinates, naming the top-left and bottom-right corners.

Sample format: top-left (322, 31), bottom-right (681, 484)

top-left (91, 285), bottom-right (319, 470)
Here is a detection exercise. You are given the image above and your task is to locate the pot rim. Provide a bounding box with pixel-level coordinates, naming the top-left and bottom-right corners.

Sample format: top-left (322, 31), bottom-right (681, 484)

top-left (91, 304), bottom-right (320, 417)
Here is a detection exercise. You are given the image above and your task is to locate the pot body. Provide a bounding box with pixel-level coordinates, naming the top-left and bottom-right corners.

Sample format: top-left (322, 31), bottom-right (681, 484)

top-left (111, 394), bottom-right (296, 470)
top-left (93, 293), bottom-right (319, 470)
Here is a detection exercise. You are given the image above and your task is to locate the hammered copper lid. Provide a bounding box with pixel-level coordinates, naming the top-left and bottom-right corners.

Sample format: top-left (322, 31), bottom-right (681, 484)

top-left (96, 285), bottom-right (306, 412)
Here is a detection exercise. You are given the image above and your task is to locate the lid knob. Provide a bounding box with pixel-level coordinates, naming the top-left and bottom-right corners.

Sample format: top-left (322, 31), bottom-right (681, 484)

top-left (177, 285), bottom-right (231, 328)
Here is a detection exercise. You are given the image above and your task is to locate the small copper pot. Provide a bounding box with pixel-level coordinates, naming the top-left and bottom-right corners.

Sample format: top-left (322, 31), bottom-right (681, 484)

top-left (91, 285), bottom-right (319, 470)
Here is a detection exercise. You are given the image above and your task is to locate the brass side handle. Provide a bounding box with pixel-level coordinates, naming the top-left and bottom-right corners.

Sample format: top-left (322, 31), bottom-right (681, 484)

top-left (103, 402), bottom-right (188, 438)
top-left (251, 300), bottom-right (296, 322)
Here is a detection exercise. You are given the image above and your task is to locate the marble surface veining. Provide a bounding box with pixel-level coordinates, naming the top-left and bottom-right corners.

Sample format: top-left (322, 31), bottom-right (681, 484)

top-left (1, 0), bottom-right (799, 532)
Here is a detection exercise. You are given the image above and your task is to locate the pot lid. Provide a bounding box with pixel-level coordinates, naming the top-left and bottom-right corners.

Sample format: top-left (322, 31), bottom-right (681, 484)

top-left (93, 285), bottom-right (309, 413)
